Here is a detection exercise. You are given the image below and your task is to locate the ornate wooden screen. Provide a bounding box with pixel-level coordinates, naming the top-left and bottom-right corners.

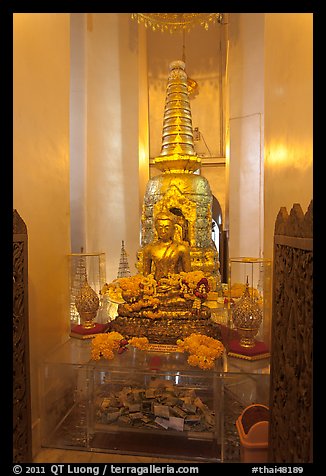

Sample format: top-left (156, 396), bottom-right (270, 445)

top-left (269, 201), bottom-right (313, 462)
top-left (13, 210), bottom-right (32, 462)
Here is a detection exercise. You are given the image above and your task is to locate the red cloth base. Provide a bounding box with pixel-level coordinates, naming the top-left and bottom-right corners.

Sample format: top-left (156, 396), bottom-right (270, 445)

top-left (228, 339), bottom-right (269, 356)
top-left (71, 322), bottom-right (110, 335)
top-left (219, 324), bottom-right (238, 343)
top-left (219, 324), bottom-right (269, 360)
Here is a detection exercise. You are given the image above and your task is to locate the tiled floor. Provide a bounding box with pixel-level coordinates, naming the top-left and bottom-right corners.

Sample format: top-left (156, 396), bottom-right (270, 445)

top-left (33, 448), bottom-right (201, 464)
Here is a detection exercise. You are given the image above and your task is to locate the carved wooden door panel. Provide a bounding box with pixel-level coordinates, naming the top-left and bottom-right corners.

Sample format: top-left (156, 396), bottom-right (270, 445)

top-left (13, 210), bottom-right (32, 462)
top-left (269, 201), bottom-right (313, 462)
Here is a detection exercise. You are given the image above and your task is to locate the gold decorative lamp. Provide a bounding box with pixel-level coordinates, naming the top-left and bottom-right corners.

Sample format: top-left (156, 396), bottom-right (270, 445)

top-left (131, 13), bottom-right (224, 33)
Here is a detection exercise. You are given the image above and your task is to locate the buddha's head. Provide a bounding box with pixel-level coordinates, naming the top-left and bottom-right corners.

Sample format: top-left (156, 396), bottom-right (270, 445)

top-left (154, 211), bottom-right (176, 242)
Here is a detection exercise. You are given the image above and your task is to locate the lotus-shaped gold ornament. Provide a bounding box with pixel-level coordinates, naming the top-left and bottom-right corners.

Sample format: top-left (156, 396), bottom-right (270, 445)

top-left (75, 277), bottom-right (100, 329)
top-left (231, 277), bottom-right (263, 348)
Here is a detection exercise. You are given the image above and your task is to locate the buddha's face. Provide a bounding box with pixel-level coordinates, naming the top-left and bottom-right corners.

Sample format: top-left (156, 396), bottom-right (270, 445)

top-left (156, 219), bottom-right (174, 241)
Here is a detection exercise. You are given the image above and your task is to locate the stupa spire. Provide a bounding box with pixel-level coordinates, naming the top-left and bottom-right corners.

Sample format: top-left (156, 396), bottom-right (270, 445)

top-left (154, 60), bottom-right (201, 173)
top-left (117, 240), bottom-right (131, 278)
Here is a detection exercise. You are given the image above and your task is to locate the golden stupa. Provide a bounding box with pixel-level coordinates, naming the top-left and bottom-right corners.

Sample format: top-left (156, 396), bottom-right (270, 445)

top-left (108, 60), bottom-right (221, 344)
top-left (137, 60), bottom-right (220, 284)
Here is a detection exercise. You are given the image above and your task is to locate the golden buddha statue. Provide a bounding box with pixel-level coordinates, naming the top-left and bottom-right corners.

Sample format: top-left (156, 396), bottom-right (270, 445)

top-left (137, 60), bottom-right (221, 289)
top-left (143, 211), bottom-right (191, 282)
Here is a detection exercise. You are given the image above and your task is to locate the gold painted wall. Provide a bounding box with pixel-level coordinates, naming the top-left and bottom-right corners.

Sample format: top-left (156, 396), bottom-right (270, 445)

top-left (264, 13), bottom-right (313, 260)
top-left (13, 13), bottom-right (71, 455)
top-left (201, 165), bottom-right (227, 224)
top-left (228, 14), bottom-right (265, 260)
top-left (70, 13), bottom-right (87, 252)
top-left (85, 13), bottom-right (141, 282)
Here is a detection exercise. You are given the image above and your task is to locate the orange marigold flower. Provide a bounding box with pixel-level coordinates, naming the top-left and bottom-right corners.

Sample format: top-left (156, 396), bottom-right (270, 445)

top-left (128, 337), bottom-right (149, 350)
top-left (91, 331), bottom-right (125, 361)
top-left (176, 333), bottom-right (224, 370)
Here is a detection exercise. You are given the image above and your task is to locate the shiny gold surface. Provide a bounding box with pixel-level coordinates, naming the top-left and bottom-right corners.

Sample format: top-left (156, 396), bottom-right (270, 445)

top-left (111, 314), bottom-right (220, 345)
top-left (136, 59), bottom-right (221, 299)
top-left (138, 172), bottom-right (220, 283)
top-left (231, 280), bottom-right (263, 348)
top-left (75, 278), bottom-right (100, 329)
top-left (141, 174), bottom-right (212, 245)
top-left (153, 61), bottom-right (201, 173)
top-left (143, 211), bottom-right (191, 281)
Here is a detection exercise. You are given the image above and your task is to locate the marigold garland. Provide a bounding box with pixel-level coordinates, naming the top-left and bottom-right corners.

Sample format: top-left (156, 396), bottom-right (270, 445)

top-left (128, 336), bottom-right (149, 350)
top-left (101, 271), bottom-right (215, 307)
top-left (91, 332), bottom-right (124, 360)
top-left (91, 333), bottom-right (150, 361)
top-left (176, 333), bottom-right (224, 370)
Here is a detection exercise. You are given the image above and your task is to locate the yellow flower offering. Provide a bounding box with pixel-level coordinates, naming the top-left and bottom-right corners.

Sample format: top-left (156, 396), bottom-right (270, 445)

top-left (91, 331), bottom-right (124, 360)
top-left (91, 333), bottom-right (151, 361)
top-left (128, 336), bottom-right (150, 350)
top-left (176, 333), bottom-right (224, 370)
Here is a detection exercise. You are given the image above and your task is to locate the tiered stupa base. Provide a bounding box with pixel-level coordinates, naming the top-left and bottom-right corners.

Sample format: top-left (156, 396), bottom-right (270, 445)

top-left (110, 310), bottom-right (221, 345)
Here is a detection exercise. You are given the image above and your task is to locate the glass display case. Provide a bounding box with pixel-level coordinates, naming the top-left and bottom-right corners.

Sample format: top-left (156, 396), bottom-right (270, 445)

top-left (226, 257), bottom-right (272, 359)
top-left (40, 340), bottom-right (92, 450)
top-left (89, 349), bottom-right (223, 461)
top-left (40, 338), bottom-right (270, 463)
